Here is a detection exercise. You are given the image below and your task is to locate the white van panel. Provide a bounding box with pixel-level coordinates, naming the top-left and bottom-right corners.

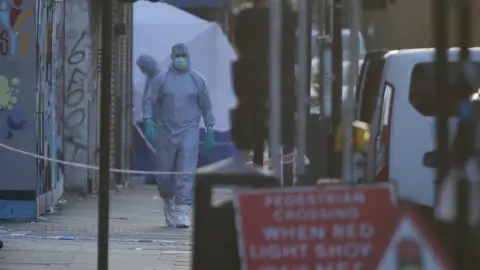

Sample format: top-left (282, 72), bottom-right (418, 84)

top-left (369, 48), bottom-right (480, 207)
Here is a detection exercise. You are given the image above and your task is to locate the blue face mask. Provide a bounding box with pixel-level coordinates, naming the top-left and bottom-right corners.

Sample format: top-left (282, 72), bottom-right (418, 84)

top-left (173, 58), bottom-right (188, 70)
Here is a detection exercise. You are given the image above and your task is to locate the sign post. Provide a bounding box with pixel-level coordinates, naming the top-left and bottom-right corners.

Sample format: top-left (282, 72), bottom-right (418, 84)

top-left (234, 183), bottom-right (396, 270)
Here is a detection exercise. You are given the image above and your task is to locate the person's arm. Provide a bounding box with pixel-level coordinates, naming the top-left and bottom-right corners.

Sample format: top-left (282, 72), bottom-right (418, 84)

top-left (197, 75), bottom-right (216, 128)
top-left (142, 73), bottom-right (161, 120)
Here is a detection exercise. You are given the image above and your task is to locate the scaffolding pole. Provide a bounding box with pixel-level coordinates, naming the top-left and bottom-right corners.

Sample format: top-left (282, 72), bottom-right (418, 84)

top-left (342, 0), bottom-right (361, 181)
top-left (295, 0), bottom-right (312, 179)
top-left (329, 0), bottom-right (343, 178)
top-left (269, 0), bottom-right (282, 181)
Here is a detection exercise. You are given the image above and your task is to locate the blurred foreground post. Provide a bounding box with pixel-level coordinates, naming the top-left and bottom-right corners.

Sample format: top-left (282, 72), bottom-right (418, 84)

top-left (431, 0), bottom-right (453, 266)
top-left (453, 0), bottom-right (473, 267)
top-left (191, 1), bottom-right (293, 269)
top-left (433, 0), bottom-right (476, 267)
top-left (433, 0), bottom-right (449, 192)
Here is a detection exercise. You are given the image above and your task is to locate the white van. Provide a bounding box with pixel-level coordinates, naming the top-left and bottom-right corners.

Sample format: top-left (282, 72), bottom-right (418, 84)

top-left (343, 48), bottom-right (480, 207)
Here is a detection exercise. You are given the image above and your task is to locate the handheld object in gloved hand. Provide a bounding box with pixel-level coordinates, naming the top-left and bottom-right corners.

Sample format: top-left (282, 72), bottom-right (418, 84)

top-left (205, 126), bottom-right (214, 152)
top-left (144, 118), bottom-right (156, 145)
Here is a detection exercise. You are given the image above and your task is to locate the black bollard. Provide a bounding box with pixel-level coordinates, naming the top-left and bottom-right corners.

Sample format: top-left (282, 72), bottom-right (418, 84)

top-left (192, 169), bottom-right (277, 270)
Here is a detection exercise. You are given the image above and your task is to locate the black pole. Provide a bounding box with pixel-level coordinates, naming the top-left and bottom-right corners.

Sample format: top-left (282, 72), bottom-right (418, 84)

top-left (314, 0), bottom-right (330, 180)
top-left (97, 0), bottom-right (113, 269)
top-left (433, 0), bottom-right (449, 200)
top-left (329, 0), bottom-right (343, 177)
top-left (454, 0), bottom-right (472, 268)
top-left (306, 0), bottom-right (312, 92)
top-left (299, 0), bottom-right (312, 181)
top-left (432, 0), bottom-right (455, 266)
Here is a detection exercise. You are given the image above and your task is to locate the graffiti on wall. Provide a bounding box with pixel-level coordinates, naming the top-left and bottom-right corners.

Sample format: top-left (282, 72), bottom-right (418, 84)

top-left (0, 0), bottom-right (33, 141)
top-left (64, 30), bottom-right (88, 164)
top-left (0, 75), bottom-right (18, 110)
top-left (52, 0), bottom-right (65, 196)
top-left (0, 0), bottom-right (31, 138)
top-left (0, 75), bottom-right (28, 139)
top-left (35, 0), bottom-right (56, 195)
top-left (36, 0), bottom-right (46, 195)
top-left (0, 0), bottom-right (32, 57)
top-left (63, 0), bottom-right (91, 189)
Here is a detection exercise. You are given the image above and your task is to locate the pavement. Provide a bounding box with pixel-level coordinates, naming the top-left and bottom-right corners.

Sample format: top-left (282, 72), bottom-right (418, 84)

top-left (0, 184), bottom-right (233, 270)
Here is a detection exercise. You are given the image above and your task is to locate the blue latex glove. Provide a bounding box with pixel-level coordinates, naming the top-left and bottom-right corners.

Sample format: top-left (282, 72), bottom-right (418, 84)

top-left (144, 119), bottom-right (156, 145)
top-left (205, 126), bottom-right (214, 152)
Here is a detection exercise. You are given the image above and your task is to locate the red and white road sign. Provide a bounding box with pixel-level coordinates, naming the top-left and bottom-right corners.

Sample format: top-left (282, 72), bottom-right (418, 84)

top-left (234, 183), bottom-right (396, 270)
top-left (364, 202), bottom-right (455, 270)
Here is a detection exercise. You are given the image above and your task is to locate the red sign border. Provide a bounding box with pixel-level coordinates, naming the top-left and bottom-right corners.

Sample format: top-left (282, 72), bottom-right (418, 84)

top-left (233, 182), bottom-right (398, 270)
top-left (234, 182), bottom-right (397, 201)
top-left (364, 202), bottom-right (456, 270)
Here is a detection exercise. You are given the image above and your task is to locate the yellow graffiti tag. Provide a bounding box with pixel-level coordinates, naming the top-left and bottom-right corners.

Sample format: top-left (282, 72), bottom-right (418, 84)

top-left (14, 9), bottom-right (33, 30)
top-left (0, 76), bottom-right (18, 110)
top-left (20, 32), bottom-right (30, 56)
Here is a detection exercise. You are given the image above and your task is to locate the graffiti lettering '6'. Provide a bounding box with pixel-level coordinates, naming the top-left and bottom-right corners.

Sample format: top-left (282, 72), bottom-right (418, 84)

top-left (0, 0), bottom-right (32, 57)
top-left (0, 29), bottom-right (30, 56)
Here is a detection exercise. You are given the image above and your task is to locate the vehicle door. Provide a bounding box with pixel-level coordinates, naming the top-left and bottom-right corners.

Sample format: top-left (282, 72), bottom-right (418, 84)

top-left (355, 50), bottom-right (388, 123)
top-left (350, 50), bottom-right (387, 182)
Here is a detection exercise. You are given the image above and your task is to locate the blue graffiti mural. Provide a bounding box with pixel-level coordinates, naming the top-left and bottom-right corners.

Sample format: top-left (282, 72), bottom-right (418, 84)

top-left (0, 106), bottom-right (29, 139)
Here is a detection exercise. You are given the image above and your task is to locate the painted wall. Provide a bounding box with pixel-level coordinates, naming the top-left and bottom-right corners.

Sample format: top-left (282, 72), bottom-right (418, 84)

top-left (36, 0), bottom-right (65, 215)
top-left (0, 0), bottom-right (38, 218)
top-left (36, 0), bottom-right (52, 206)
top-left (362, 0), bottom-right (480, 50)
top-left (52, 0), bottom-right (65, 202)
top-left (63, 0), bottom-right (92, 191)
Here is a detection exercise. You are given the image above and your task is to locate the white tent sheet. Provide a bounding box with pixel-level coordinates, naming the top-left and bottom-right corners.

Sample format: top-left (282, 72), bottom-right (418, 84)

top-left (133, 2), bottom-right (237, 132)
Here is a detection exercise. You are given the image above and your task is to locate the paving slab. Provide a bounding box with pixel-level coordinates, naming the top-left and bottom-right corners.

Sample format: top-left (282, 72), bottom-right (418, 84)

top-left (0, 238), bottom-right (190, 270)
top-left (0, 184), bottom-right (204, 269)
top-left (0, 184), bottom-right (234, 269)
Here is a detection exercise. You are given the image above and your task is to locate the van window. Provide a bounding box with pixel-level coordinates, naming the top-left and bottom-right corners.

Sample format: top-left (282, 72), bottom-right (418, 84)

top-left (358, 59), bottom-right (386, 124)
top-left (380, 84), bottom-right (394, 135)
top-left (409, 62), bottom-right (480, 116)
